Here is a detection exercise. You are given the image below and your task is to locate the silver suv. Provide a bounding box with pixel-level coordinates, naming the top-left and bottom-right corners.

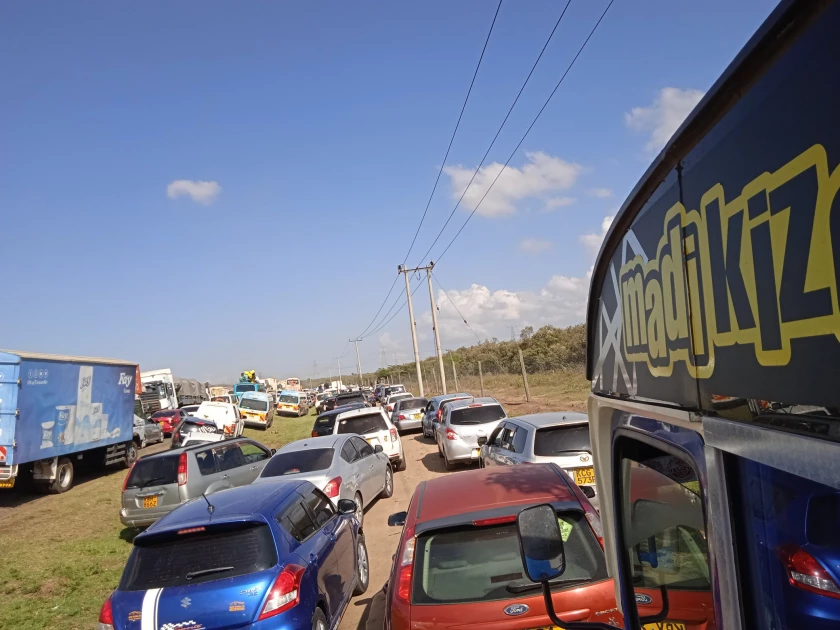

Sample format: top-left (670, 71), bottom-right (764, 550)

top-left (120, 437), bottom-right (274, 527)
top-left (435, 397), bottom-right (506, 470)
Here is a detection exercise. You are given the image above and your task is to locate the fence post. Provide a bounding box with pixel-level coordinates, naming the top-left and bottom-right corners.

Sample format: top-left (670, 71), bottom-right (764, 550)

top-left (431, 367), bottom-right (440, 393)
top-left (451, 357), bottom-right (460, 391)
top-left (478, 361), bottom-right (485, 397)
top-left (518, 349), bottom-right (531, 402)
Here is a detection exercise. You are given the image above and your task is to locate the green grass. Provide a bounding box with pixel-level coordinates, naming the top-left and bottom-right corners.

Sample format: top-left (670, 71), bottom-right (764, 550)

top-left (0, 409), bottom-right (319, 630)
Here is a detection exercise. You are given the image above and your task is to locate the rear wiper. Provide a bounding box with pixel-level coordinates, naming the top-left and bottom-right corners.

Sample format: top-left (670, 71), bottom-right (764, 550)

top-left (506, 577), bottom-right (591, 594)
top-left (185, 566), bottom-right (234, 580)
top-left (553, 449), bottom-right (592, 455)
top-left (139, 477), bottom-right (167, 489)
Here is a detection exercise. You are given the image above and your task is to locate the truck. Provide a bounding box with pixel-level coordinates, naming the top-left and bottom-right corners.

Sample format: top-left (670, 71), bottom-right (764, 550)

top-left (0, 350), bottom-right (141, 493)
top-left (140, 368), bottom-right (209, 409)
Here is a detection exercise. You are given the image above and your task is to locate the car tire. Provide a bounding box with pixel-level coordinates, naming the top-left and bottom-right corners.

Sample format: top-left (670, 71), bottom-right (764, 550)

top-left (48, 457), bottom-right (74, 494)
top-left (396, 457), bottom-right (407, 472)
top-left (444, 449), bottom-right (456, 471)
top-left (352, 534), bottom-right (370, 596)
top-left (437, 438), bottom-right (443, 458)
top-left (311, 606), bottom-right (328, 630)
top-left (354, 492), bottom-right (364, 526)
top-left (381, 466), bottom-right (394, 498)
top-left (125, 441), bottom-right (139, 469)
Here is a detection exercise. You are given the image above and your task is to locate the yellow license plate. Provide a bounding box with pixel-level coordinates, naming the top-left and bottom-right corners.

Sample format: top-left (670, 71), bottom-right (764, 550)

top-left (0, 478), bottom-right (15, 489)
top-left (643, 623), bottom-right (686, 630)
top-left (575, 467), bottom-right (595, 485)
top-left (142, 496), bottom-right (158, 509)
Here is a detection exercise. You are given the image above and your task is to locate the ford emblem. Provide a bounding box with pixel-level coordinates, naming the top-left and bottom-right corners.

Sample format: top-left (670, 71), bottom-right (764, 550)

top-left (635, 593), bottom-right (653, 605)
top-left (504, 604), bottom-right (529, 616)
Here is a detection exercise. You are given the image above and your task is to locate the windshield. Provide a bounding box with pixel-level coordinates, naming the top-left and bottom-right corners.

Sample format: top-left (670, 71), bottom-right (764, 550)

top-left (279, 394), bottom-right (300, 403)
top-left (261, 448), bottom-right (335, 477)
top-left (534, 424), bottom-right (592, 456)
top-left (120, 523), bottom-right (277, 590)
top-left (152, 410), bottom-right (176, 418)
top-left (337, 412), bottom-right (388, 435)
top-left (397, 397), bottom-right (427, 411)
top-left (125, 455), bottom-right (178, 488)
top-left (412, 512), bottom-right (606, 604)
top-left (450, 405), bottom-right (505, 425)
top-left (240, 398), bottom-right (269, 411)
top-left (235, 384), bottom-right (257, 392)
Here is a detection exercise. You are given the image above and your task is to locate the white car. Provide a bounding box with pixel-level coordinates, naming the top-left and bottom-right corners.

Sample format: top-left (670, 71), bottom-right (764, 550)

top-left (331, 406), bottom-right (405, 471)
top-left (384, 391), bottom-right (414, 414)
top-left (193, 401), bottom-right (245, 437)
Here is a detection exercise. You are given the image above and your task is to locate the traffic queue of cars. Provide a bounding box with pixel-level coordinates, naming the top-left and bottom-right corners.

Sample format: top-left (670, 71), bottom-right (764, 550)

top-left (104, 384), bottom-right (608, 630)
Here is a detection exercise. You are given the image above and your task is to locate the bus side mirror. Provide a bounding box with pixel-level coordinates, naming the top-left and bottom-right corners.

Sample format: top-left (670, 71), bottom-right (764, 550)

top-left (517, 504), bottom-right (565, 582)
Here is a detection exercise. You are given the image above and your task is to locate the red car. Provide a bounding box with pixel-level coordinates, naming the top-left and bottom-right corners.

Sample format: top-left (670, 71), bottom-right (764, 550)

top-left (150, 408), bottom-right (186, 435)
top-left (385, 463), bottom-right (619, 629)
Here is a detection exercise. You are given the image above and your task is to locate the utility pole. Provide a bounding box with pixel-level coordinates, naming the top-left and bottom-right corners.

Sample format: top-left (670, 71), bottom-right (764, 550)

top-left (334, 356), bottom-right (342, 390)
top-left (350, 338), bottom-right (363, 387)
top-left (510, 326), bottom-right (516, 341)
top-left (426, 264), bottom-right (447, 395)
top-left (398, 265), bottom-right (425, 396)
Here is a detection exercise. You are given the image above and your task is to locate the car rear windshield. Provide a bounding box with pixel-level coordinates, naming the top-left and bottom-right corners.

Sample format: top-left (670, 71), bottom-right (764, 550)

top-left (534, 424), bottom-right (592, 456)
top-left (397, 398), bottom-right (427, 410)
top-left (279, 394), bottom-right (299, 403)
top-left (449, 405), bottom-right (505, 425)
top-left (152, 410), bottom-right (176, 418)
top-left (337, 393), bottom-right (365, 403)
top-left (412, 511), bottom-right (606, 604)
top-left (336, 412), bottom-right (388, 435)
top-left (120, 523), bottom-right (277, 590)
top-left (235, 384), bottom-right (257, 392)
top-left (261, 448), bottom-right (335, 477)
top-left (240, 398), bottom-right (269, 411)
top-left (125, 455), bottom-right (179, 489)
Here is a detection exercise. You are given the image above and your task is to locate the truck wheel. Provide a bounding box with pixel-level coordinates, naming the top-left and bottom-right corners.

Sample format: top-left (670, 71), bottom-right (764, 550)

top-left (124, 442), bottom-right (138, 469)
top-left (48, 457), bottom-right (74, 494)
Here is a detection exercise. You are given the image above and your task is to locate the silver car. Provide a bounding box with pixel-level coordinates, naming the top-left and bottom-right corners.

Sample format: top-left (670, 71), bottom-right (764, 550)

top-left (391, 396), bottom-right (428, 433)
top-left (478, 411), bottom-right (599, 510)
top-left (253, 433), bottom-right (393, 525)
top-left (133, 415), bottom-right (164, 449)
top-left (421, 392), bottom-right (473, 438)
top-left (120, 437), bottom-right (274, 527)
top-left (435, 397), bottom-right (506, 470)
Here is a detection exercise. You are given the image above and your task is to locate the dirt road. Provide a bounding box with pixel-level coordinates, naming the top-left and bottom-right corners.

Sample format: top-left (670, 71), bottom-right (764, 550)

top-left (339, 431), bottom-right (448, 630)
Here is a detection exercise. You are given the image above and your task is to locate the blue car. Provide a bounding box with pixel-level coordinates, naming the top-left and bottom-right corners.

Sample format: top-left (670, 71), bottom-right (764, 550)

top-left (99, 480), bottom-right (369, 630)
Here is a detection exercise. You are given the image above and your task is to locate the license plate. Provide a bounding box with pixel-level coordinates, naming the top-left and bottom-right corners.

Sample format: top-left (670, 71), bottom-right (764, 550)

top-left (643, 623), bottom-right (687, 630)
top-left (412, 413), bottom-right (421, 419)
top-left (0, 478), bottom-right (15, 489)
top-left (142, 496), bottom-right (158, 509)
top-left (575, 467), bottom-right (596, 485)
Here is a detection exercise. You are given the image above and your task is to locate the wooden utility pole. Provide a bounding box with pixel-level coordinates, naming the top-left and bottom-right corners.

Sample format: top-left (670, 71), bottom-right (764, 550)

top-left (451, 357), bottom-right (459, 391)
top-left (478, 361), bottom-right (485, 397)
top-left (518, 348), bottom-right (531, 402)
top-left (426, 265), bottom-right (447, 394)
top-left (398, 265), bottom-right (425, 396)
top-left (431, 367), bottom-right (440, 393)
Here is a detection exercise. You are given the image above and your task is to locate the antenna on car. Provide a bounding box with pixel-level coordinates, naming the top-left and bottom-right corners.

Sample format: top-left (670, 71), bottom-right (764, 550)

top-left (201, 492), bottom-right (215, 515)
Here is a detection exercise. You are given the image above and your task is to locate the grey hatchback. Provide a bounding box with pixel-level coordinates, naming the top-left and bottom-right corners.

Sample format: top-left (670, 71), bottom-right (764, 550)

top-left (120, 437), bottom-right (274, 527)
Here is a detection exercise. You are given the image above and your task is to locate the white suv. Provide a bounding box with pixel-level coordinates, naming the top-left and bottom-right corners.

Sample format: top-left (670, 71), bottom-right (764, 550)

top-left (332, 407), bottom-right (405, 471)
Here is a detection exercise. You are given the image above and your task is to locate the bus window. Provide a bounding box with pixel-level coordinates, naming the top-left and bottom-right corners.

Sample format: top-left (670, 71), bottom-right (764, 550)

top-left (733, 459), bottom-right (840, 629)
top-left (615, 437), bottom-right (716, 629)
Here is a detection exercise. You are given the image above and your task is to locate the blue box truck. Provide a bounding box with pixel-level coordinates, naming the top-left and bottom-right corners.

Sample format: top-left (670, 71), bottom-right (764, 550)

top-left (0, 350), bottom-right (139, 493)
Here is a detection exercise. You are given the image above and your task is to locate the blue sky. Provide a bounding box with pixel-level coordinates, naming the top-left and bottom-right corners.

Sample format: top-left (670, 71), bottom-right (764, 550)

top-left (1, 0), bottom-right (778, 383)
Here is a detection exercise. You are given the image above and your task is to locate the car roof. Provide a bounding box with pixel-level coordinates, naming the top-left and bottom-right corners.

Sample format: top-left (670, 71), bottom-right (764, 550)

top-left (241, 391), bottom-right (270, 400)
top-left (280, 390), bottom-right (303, 395)
top-left (277, 434), bottom-right (346, 452)
top-left (135, 437), bottom-right (252, 461)
top-left (335, 406), bottom-right (387, 421)
top-left (429, 392), bottom-right (472, 404)
top-left (507, 411), bottom-right (589, 428)
top-left (415, 464), bottom-right (575, 524)
top-left (446, 396), bottom-right (499, 411)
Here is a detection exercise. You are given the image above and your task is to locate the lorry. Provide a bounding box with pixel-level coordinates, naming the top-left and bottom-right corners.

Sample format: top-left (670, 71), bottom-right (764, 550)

top-left (0, 350), bottom-right (141, 493)
top-left (140, 368), bottom-right (209, 409)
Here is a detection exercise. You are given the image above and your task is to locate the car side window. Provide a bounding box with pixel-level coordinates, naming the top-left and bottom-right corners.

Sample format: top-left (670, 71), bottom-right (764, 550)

top-left (511, 425), bottom-right (527, 454)
top-left (341, 440), bottom-right (359, 463)
top-left (489, 425), bottom-right (504, 447)
top-left (241, 442), bottom-right (270, 464)
top-left (302, 488), bottom-right (337, 528)
top-left (194, 450), bottom-right (217, 475)
top-left (352, 437), bottom-right (374, 458)
top-left (215, 445), bottom-right (246, 471)
top-left (278, 500), bottom-right (317, 542)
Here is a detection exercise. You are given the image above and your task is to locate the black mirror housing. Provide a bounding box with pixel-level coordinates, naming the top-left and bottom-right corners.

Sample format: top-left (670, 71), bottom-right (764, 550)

top-left (270, 448), bottom-right (277, 455)
top-left (477, 436), bottom-right (487, 446)
top-left (388, 511), bottom-right (407, 527)
top-left (374, 444), bottom-right (384, 453)
top-left (517, 503), bottom-right (566, 583)
top-left (337, 499), bottom-right (357, 515)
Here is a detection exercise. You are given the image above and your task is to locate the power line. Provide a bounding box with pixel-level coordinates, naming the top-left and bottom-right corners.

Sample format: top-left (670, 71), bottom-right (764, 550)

top-left (403, 0), bottom-right (504, 267)
top-left (354, 275), bottom-right (400, 339)
top-left (361, 274), bottom-right (425, 340)
top-left (435, 0), bottom-right (615, 265)
top-left (431, 271), bottom-right (482, 343)
top-left (414, 0), bottom-right (573, 268)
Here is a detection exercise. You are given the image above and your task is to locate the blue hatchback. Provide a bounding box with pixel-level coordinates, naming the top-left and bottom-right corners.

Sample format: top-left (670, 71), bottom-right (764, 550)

top-left (100, 480), bottom-right (369, 630)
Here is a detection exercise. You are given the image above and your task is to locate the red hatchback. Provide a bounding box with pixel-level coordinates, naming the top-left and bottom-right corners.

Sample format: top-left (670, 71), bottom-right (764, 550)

top-left (385, 464), bottom-right (619, 630)
top-left (150, 408), bottom-right (185, 435)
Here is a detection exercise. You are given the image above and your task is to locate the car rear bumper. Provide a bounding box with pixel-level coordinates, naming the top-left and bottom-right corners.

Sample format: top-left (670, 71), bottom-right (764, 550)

top-left (242, 416), bottom-right (268, 427)
top-left (395, 417), bottom-right (423, 432)
top-left (120, 504), bottom-right (177, 528)
top-left (443, 440), bottom-right (481, 463)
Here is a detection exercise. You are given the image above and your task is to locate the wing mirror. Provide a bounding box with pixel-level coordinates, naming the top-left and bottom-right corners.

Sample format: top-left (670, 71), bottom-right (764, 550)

top-left (337, 499), bottom-right (357, 515)
top-left (374, 444), bottom-right (384, 453)
top-left (270, 448), bottom-right (276, 455)
top-left (388, 511), bottom-right (407, 527)
top-left (477, 436), bottom-right (488, 446)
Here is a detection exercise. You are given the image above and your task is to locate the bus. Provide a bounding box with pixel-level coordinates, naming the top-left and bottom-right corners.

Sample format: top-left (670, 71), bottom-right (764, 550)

top-left (284, 377), bottom-right (301, 391)
top-left (515, 2), bottom-right (840, 629)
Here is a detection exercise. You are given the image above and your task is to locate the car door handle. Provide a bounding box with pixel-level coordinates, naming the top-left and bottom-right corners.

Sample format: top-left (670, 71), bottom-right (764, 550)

top-left (221, 474), bottom-right (229, 479)
top-left (249, 465), bottom-right (258, 470)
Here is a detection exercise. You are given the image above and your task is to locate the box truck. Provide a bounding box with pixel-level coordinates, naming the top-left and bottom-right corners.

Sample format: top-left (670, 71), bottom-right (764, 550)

top-left (0, 350), bottom-right (140, 493)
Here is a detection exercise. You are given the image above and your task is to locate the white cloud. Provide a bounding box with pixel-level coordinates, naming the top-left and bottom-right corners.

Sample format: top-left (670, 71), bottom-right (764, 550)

top-left (588, 188), bottom-right (612, 198)
top-left (579, 215), bottom-right (615, 257)
top-left (443, 151), bottom-right (582, 217)
top-left (166, 179), bottom-right (222, 205)
top-left (543, 196), bottom-right (576, 212)
top-left (519, 238), bottom-right (552, 254)
top-left (625, 87), bottom-right (704, 152)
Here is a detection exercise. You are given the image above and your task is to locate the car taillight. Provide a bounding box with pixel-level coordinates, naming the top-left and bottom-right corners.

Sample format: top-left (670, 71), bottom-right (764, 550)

top-left (177, 451), bottom-right (188, 486)
top-left (323, 476), bottom-right (342, 498)
top-left (390, 428), bottom-right (398, 442)
top-left (398, 414), bottom-right (406, 420)
top-left (396, 535), bottom-right (416, 604)
top-left (436, 408), bottom-right (442, 421)
top-left (122, 462), bottom-right (135, 492)
top-left (583, 503), bottom-right (604, 548)
top-left (473, 515), bottom-right (517, 526)
top-left (311, 430), bottom-right (318, 437)
top-left (777, 544), bottom-right (840, 599)
top-left (98, 592), bottom-right (114, 630)
top-left (387, 405), bottom-right (393, 412)
top-left (259, 564), bottom-right (306, 619)
top-left (445, 427), bottom-right (459, 440)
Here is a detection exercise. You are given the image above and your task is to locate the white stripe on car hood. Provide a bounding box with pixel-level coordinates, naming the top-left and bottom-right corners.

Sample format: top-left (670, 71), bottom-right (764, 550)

top-left (141, 588), bottom-right (162, 630)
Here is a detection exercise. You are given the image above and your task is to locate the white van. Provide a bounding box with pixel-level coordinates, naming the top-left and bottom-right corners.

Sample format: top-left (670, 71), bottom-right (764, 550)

top-left (332, 407), bottom-right (405, 471)
top-left (194, 401), bottom-right (244, 437)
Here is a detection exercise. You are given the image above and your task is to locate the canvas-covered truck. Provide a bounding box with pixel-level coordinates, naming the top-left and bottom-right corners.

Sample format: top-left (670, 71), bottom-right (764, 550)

top-left (0, 350), bottom-right (141, 493)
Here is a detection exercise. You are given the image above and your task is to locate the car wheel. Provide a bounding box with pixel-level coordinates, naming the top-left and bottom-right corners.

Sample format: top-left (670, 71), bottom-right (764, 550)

top-left (311, 607), bottom-right (328, 630)
top-left (48, 457), bottom-right (74, 494)
top-left (437, 438), bottom-right (443, 458)
top-left (354, 492), bottom-right (364, 526)
top-left (381, 467), bottom-right (394, 498)
top-left (443, 449), bottom-right (456, 471)
top-left (396, 457), bottom-right (407, 472)
top-left (352, 534), bottom-right (370, 596)
top-left (125, 441), bottom-right (139, 469)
